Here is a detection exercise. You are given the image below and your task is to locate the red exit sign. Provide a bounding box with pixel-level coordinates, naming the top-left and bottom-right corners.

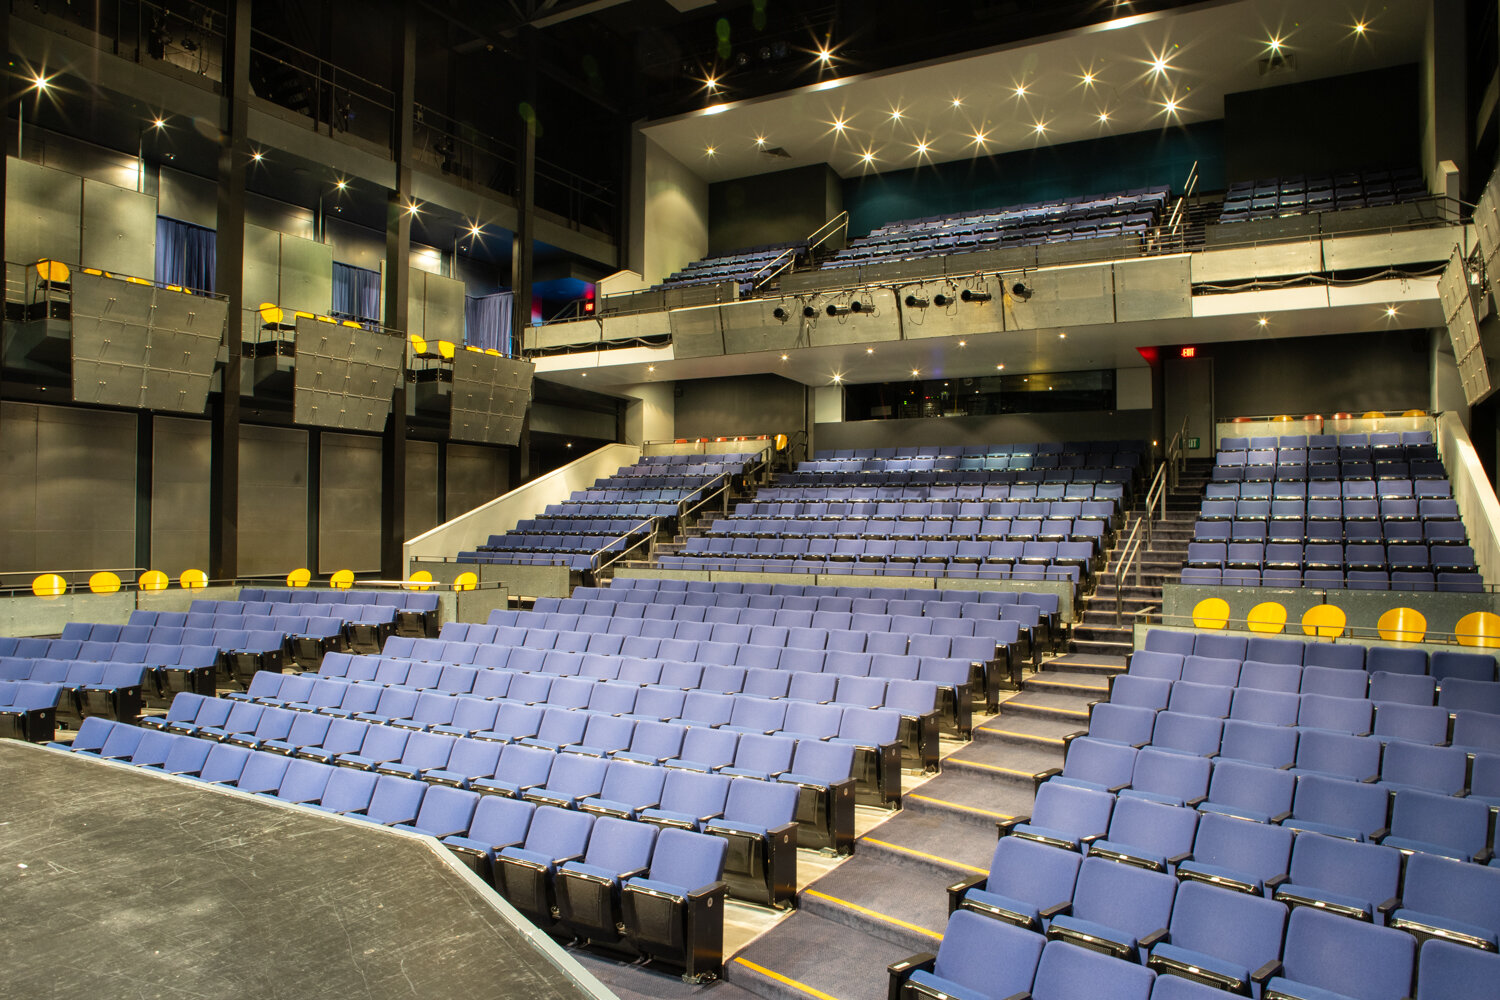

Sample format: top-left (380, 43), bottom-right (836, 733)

top-left (1180, 346), bottom-right (1197, 358)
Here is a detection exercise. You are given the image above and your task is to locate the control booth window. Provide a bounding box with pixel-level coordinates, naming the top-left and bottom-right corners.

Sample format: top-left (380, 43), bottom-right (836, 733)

top-left (843, 369), bottom-right (1117, 420)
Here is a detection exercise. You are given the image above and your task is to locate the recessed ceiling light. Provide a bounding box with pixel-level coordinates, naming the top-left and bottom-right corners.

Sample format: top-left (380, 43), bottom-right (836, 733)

top-left (831, 116), bottom-right (847, 133)
top-left (334, 178), bottom-right (348, 191)
top-left (1353, 19), bottom-right (1368, 35)
top-left (996, 364), bottom-right (1005, 370)
top-left (970, 129), bottom-right (990, 147)
top-left (1033, 121), bottom-right (1048, 135)
top-left (1098, 110), bottom-right (1111, 123)
top-left (1150, 55), bottom-right (1170, 75)
top-left (754, 134), bottom-right (767, 148)
top-left (1081, 71), bottom-right (1095, 86)
top-left (1257, 317), bottom-right (1269, 327)
top-left (152, 117), bottom-right (167, 129)
top-left (581, 372), bottom-right (587, 377)
top-left (647, 365), bottom-right (655, 372)
top-left (910, 368), bottom-right (920, 377)
top-left (866, 347), bottom-right (875, 354)
top-left (32, 73), bottom-right (50, 91)
top-left (1267, 35), bottom-right (1283, 53)
top-left (705, 145), bottom-right (717, 156)
top-left (831, 372), bottom-right (842, 383)
top-left (951, 96), bottom-right (963, 108)
top-left (781, 354), bottom-right (789, 361)
top-left (1013, 83), bottom-right (1028, 97)
top-left (1058, 332), bottom-right (1066, 339)
top-left (1162, 97), bottom-right (1181, 115)
top-left (859, 148), bottom-right (876, 164)
top-left (958, 340), bottom-right (966, 347)
top-left (468, 222), bottom-right (483, 238)
top-left (704, 75), bottom-right (719, 91)
top-left (251, 149), bottom-right (264, 162)
top-left (816, 46), bottom-right (833, 64)
top-left (1385, 305), bottom-right (1399, 318)
top-left (914, 140), bottom-right (930, 156)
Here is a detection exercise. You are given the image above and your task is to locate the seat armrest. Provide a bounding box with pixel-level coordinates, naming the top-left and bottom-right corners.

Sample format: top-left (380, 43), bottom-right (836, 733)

top-left (1140, 927), bottom-right (1169, 949)
top-left (1270, 810), bottom-right (1293, 824)
top-left (1477, 847), bottom-right (1494, 863)
top-left (998, 994), bottom-right (1032, 1000)
top-left (1032, 767), bottom-right (1062, 790)
top-left (1251, 960), bottom-right (1283, 986)
top-left (887, 952), bottom-right (937, 1000)
top-left (997, 815), bottom-right (1028, 838)
top-left (1038, 901), bottom-right (1071, 920)
top-left (1265, 873), bottom-right (1289, 892)
top-left (946, 873), bottom-right (986, 914)
top-left (1167, 851), bottom-right (1193, 866)
top-left (1108, 782), bottom-right (1132, 795)
top-left (1185, 795), bottom-right (1207, 808)
top-left (1371, 827), bottom-right (1390, 842)
top-left (1377, 896), bottom-right (1401, 916)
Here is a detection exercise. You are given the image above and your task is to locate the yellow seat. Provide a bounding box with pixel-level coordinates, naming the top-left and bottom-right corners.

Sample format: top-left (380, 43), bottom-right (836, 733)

top-left (1362, 411), bottom-right (1385, 419)
top-left (404, 570), bottom-right (434, 591)
top-left (88, 571), bottom-right (122, 594)
top-left (329, 569), bottom-right (355, 590)
top-left (342, 319), bottom-right (363, 328)
top-left (1191, 597), bottom-right (1231, 630)
top-left (258, 302), bottom-right (284, 325)
top-left (1455, 611), bottom-right (1500, 648)
top-left (179, 568), bottom-right (208, 589)
top-left (124, 275), bottom-right (152, 286)
top-left (453, 571), bottom-right (478, 592)
top-left (316, 314), bottom-right (336, 324)
top-left (484, 348), bottom-right (502, 356)
top-left (286, 567), bottom-right (312, 588)
top-left (32, 573), bottom-right (67, 598)
top-left (138, 570), bottom-right (169, 592)
top-left (436, 341), bottom-right (457, 361)
top-left (1377, 607), bottom-right (1427, 643)
top-left (1301, 603), bottom-right (1347, 639)
top-left (294, 311), bottom-right (315, 321)
top-left (35, 259), bottom-right (70, 283)
top-left (1247, 602), bottom-right (1287, 634)
top-left (1402, 409), bottom-right (1425, 418)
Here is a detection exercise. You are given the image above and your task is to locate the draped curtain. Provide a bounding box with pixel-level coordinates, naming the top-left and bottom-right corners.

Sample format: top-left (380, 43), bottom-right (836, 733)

top-left (154, 216), bottom-right (217, 292)
top-left (332, 261), bottom-right (382, 323)
top-left (465, 291), bottom-right (514, 354)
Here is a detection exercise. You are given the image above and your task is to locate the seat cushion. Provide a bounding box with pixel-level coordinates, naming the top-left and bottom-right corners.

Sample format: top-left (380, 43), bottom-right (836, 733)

top-left (904, 970), bottom-right (991, 1000)
top-left (1263, 976), bottom-right (1360, 1000)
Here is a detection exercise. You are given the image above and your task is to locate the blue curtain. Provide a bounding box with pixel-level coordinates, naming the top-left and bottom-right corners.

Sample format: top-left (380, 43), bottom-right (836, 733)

top-left (332, 262), bottom-right (382, 323)
top-left (154, 216), bottom-right (217, 292)
top-left (465, 291), bottom-right (513, 354)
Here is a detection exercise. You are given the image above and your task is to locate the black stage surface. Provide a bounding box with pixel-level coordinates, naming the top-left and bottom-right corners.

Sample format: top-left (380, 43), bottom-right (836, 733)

top-left (0, 741), bottom-right (615, 1000)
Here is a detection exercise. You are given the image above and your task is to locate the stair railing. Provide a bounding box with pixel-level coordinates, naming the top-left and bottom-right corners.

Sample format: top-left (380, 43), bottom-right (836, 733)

top-left (752, 211), bottom-right (849, 291)
top-left (1114, 515), bottom-right (1147, 627)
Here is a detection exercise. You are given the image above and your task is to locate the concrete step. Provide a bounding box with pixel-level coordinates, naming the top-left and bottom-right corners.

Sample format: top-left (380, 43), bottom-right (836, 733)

top-left (1071, 637), bottom-right (1136, 657)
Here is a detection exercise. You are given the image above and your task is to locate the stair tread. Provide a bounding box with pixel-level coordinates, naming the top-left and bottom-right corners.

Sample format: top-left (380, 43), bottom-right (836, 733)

top-left (977, 713), bottom-right (1085, 743)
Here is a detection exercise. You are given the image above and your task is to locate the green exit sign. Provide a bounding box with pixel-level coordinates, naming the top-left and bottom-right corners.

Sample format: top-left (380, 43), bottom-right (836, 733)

top-left (1187, 437), bottom-right (1201, 449)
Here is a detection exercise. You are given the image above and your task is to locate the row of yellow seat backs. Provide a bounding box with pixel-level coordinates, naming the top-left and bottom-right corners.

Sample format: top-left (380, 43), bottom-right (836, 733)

top-left (31, 567), bottom-right (475, 596)
top-left (1190, 597), bottom-right (1500, 647)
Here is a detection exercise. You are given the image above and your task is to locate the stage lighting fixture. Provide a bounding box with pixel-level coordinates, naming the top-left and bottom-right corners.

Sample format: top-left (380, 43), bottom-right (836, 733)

top-left (933, 292), bottom-right (954, 307)
top-left (1010, 282), bottom-right (1032, 299)
top-left (773, 306), bottom-right (789, 321)
top-left (904, 295), bottom-right (929, 308)
top-left (826, 303), bottom-right (851, 317)
top-left (803, 305), bottom-right (818, 318)
top-left (850, 300), bottom-right (869, 313)
top-left (961, 289), bottom-right (992, 303)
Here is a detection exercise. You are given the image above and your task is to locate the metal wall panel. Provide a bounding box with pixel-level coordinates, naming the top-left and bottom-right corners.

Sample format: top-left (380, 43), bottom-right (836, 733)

top-left (1476, 169), bottom-right (1500, 278)
top-left (242, 224), bottom-right (282, 327)
top-left (0, 401), bottom-right (136, 575)
top-left (530, 318), bottom-right (601, 351)
top-left (1190, 242), bottom-right (1324, 284)
top-left (407, 268), bottom-right (429, 340)
top-left (450, 354), bottom-right (535, 445)
top-left (423, 272), bottom-right (466, 344)
top-left (292, 316), bottom-right (404, 431)
top-left (1114, 257), bottom-right (1192, 322)
top-left (6, 158), bottom-right (81, 279)
top-left (319, 432), bottom-right (383, 573)
top-left (151, 415), bottom-right (211, 575)
top-left (667, 304), bottom-right (726, 358)
top-left (719, 299), bottom-right (806, 356)
top-left (80, 179), bottom-right (157, 279)
top-left (1003, 265), bottom-right (1114, 330)
top-left (601, 311), bottom-right (671, 344)
top-left (405, 440), bottom-right (440, 540)
top-left (803, 288), bottom-right (901, 348)
top-left (239, 424), bottom-right (308, 577)
top-left (278, 232), bottom-right (333, 318)
top-left (446, 443), bottom-right (509, 518)
top-left (1322, 227), bottom-right (1464, 271)
top-left (70, 275), bottom-right (224, 413)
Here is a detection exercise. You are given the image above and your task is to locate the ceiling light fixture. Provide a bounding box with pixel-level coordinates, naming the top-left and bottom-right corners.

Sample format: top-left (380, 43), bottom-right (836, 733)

top-left (1081, 70), bottom-right (1096, 86)
top-left (1032, 120), bottom-right (1048, 135)
top-left (1267, 35), bottom-right (1285, 54)
top-left (1162, 97), bottom-right (1181, 116)
top-left (781, 354), bottom-right (789, 361)
top-left (830, 116), bottom-right (847, 133)
top-left (705, 145), bottom-right (717, 156)
top-left (334, 178), bottom-right (348, 191)
top-left (647, 365), bottom-right (656, 372)
top-left (995, 364), bottom-right (1005, 370)
top-left (951, 96), bottom-right (963, 108)
top-left (468, 222), bottom-right (483, 239)
top-left (910, 368), bottom-right (920, 377)
top-left (406, 200), bottom-right (421, 216)
top-left (754, 134), bottom-right (767, 148)
top-left (859, 148), bottom-right (877, 164)
top-left (1058, 332), bottom-right (1067, 339)
top-left (31, 72), bottom-right (50, 91)
top-left (970, 129), bottom-right (990, 147)
top-left (913, 139), bottom-right (931, 156)
top-left (889, 107), bottom-right (904, 121)
top-left (1257, 316), bottom-right (1268, 327)
top-left (1013, 83), bottom-right (1028, 97)
top-left (816, 46), bottom-right (833, 64)
top-left (1352, 19), bottom-right (1368, 35)
top-left (866, 347), bottom-right (875, 354)
top-left (251, 149), bottom-right (264, 162)
top-left (1150, 54), bottom-right (1170, 75)
top-left (704, 75), bottom-right (719, 92)
top-left (831, 372), bottom-right (842, 383)
top-left (958, 340), bottom-right (967, 347)
top-left (1098, 109), bottom-right (1111, 123)
top-left (1385, 305), bottom-right (1399, 318)
top-left (152, 116), bottom-right (167, 129)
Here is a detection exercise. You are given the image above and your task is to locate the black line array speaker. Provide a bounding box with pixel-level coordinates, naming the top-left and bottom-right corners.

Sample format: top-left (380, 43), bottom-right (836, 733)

top-left (70, 273), bottom-right (227, 413)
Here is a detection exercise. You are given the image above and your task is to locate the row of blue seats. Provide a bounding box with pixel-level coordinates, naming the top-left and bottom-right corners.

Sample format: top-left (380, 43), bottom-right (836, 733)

top-left (659, 554), bottom-right (1085, 587)
top-left (816, 440), bottom-right (1149, 459)
top-left (1203, 495), bottom-right (1458, 518)
top-left (56, 719), bottom-right (735, 978)
top-left (706, 514), bottom-right (1111, 541)
top-left (1178, 567), bottom-right (1483, 592)
top-left (552, 587), bottom-right (1058, 626)
top-left (566, 487), bottom-right (704, 502)
top-left (1139, 630), bottom-right (1498, 675)
top-left (511, 517), bottom-right (651, 536)
top-left (1129, 648), bottom-right (1500, 694)
top-left (1193, 519), bottom-right (1465, 546)
top-left (237, 588), bottom-right (440, 611)
top-left (457, 552), bottom-right (597, 571)
top-left (638, 452), bottom-right (758, 465)
top-left (1220, 431), bottom-right (1434, 449)
top-left (870, 188), bottom-right (1167, 235)
top-left (540, 502), bottom-right (681, 518)
top-left (828, 216), bottom-right (1154, 265)
top-left (1204, 480), bottom-right (1451, 501)
top-left (925, 836), bottom-right (1488, 1000)
top-left (195, 679), bottom-right (867, 852)
top-left (1212, 463), bottom-right (1447, 483)
top-left (797, 453), bottom-right (1142, 473)
top-left (733, 497), bottom-right (1120, 519)
top-left (476, 534), bottom-right (637, 554)
top-left (753, 481), bottom-right (1129, 499)
top-left (1185, 541), bottom-right (1478, 572)
top-left (776, 468), bottom-right (1136, 487)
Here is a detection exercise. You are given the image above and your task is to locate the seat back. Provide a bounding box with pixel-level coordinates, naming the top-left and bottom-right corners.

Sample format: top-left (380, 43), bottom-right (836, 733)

top-left (932, 910), bottom-right (1045, 999)
top-left (1167, 880), bottom-right (1287, 974)
top-left (1070, 856), bottom-right (1177, 944)
top-left (522, 804), bottom-right (595, 860)
top-left (647, 827), bottom-right (727, 891)
top-left (1279, 906), bottom-right (1414, 1000)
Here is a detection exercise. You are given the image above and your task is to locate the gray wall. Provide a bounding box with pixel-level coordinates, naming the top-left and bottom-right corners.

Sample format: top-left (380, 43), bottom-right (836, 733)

top-left (446, 443), bottom-right (511, 519)
top-left (709, 164), bottom-right (843, 255)
top-left (152, 416), bottom-right (211, 575)
top-left (407, 440), bottom-right (441, 538)
top-left (239, 424), bottom-right (309, 577)
top-left (814, 409), bottom-right (1155, 453)
top-left (0, 402), bottom-right (137, 576)
top-left (674, 374), bottom-right (809, 441)
top-left (1203, 329), bottom-right (1431, 419)
top-left (319, 432), bottom-right (382, 573)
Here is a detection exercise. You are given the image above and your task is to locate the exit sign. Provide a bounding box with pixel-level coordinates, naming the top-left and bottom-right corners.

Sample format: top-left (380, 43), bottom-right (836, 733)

top-left (1187, 437), bottom-right (1201, 449)
top-left (1180, 346), bottom-right (1197, 358)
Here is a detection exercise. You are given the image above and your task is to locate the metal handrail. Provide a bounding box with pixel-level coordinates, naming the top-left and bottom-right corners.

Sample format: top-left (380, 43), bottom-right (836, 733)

top-left (591, 517), bottom-right (659, 576)
top-left (1112, 418), bottom-right (1187, 625)
top-left (1165, 161), bottom-right (1200, 236)
top-left (753, 211), bottom-right (850, 291)
top-left (677, 474), bottom-right (733, 523)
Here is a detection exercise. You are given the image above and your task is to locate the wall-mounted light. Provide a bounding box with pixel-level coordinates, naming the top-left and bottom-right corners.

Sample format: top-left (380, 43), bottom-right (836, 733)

top-left (904, 295), bottom-right (929, 308)
top-left (772, 306), bottom-right (789, 321)
top-left (826, 303), bottom-right (851, 317)
top-left (933, 292), bottom-right (955, 307)
top-left (850, 300), bottom-right (871, 313)
top-left (802, 305), bottom-right (818, 319)
top-left (961, 289), bottom-right (992, 303)
top-left (1010, 282), bottom-right (1032, 300)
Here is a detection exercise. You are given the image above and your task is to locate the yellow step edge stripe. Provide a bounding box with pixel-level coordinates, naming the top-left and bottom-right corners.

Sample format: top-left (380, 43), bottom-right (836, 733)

top-left (733, 958), bottom-right (846, 1000)
top-left (862, 837), bottom-right (988, 875)
top-left (908, 792), bottom-right (1015, 819)
top-left (804, 889), bottom-right (945, 942)
top-left (1029, 679), bottom-right (1109, 692)
top-left (979, 728), bottom-right (1067, 745)
top-left (949, 758), bottom-right (1033, 777)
